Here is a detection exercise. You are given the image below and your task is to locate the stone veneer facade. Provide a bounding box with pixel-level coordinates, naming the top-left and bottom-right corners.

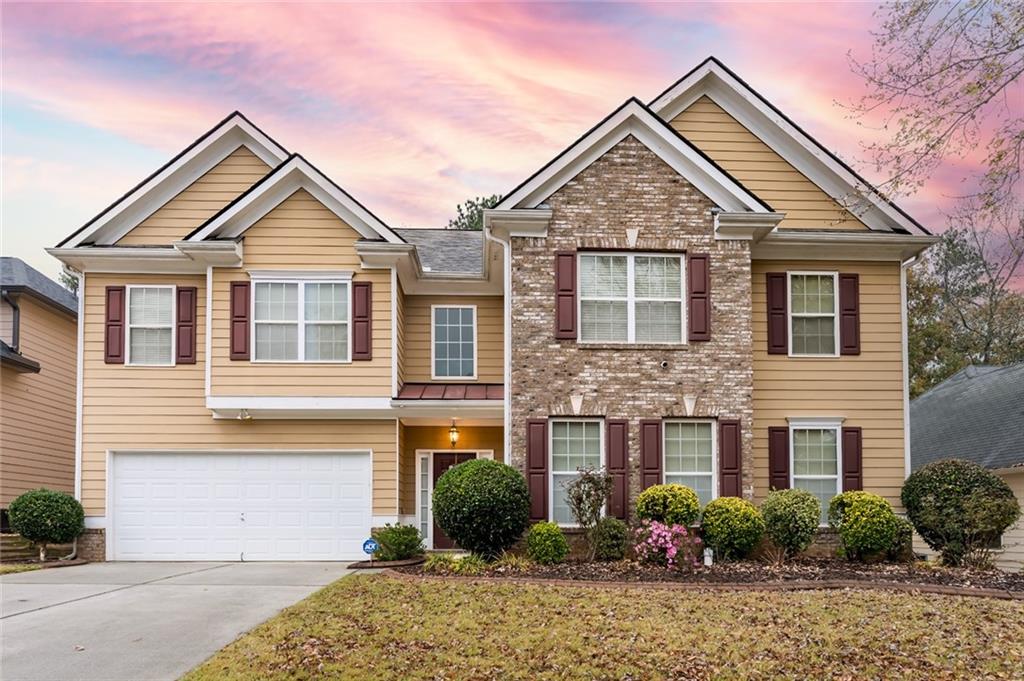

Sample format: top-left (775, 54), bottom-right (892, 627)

top-left (509, 135), bottom-right (756, 512)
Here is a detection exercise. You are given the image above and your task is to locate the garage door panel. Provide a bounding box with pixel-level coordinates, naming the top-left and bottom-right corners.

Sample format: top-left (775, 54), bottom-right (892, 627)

top-left (112, 452), bottom-right (371, 561)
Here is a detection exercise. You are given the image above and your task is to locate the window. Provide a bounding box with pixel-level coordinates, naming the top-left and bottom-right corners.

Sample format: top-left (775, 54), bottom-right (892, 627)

top-left (432, 306), bottom-right (476, 379)
top-left (579, 253), bottom-right (684, 344)
top-left (253, 280), bottom-right (349, 362)
top-left (791, 425), bottom-right (841, 524)
top-left (664, 421), bottom-right (716, 506)
top-left (550, 419), bottom-right (604, 525)
top-left (126, 286), bottom-right (174, 365)
top-left (418, 456), bottom-right (430, 542)
top-left (789, 273), bottom-right (838, 356)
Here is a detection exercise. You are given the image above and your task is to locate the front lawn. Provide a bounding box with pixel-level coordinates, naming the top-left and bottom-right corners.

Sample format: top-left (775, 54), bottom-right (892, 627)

top-left (0, 563), bottom-right (42, 575)
top-left (186, 574), bottom-right (1024, 680)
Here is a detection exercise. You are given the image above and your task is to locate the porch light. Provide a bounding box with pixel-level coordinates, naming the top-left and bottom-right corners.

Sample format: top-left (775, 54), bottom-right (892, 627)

top-left (237, 409), bottom-right (252, 421)
top-left (449, 420), bottom-right (459, 447)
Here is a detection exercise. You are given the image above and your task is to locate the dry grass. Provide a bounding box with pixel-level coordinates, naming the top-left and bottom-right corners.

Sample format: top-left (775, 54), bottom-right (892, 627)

top-left (185, 573), bottom-right (1024, 680)
top-left (0, 563), bottom-right (42, 575)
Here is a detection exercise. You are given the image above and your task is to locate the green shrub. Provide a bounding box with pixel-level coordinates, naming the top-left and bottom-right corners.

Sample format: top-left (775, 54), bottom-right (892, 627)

top-left (828, 491), bottom-right (900, 561)
top-left (371, 524), bottom-right (424, 561)
top-left (760, 489), bottom-right (820, 560)
top-left (432, 459), bottom-right (530, 560)
top-left (491, 551), bottom-right (533, 573)
top-left (635, 484), bottom-right (700, 527)
top-left (888, 516), bottom-right (915, 562)
top-left (593, 517), bottom-right (629, 561)
top-left (701, 497), bottom-right (765, 561)
top-left (422, 553), bottom-right (456, 574)
top-left (526, 522), bottom-right (569, 565)
top-left (8, 489), bottom-right (84, 561)
top-left (451, 554), bottom-right (487, 576)
top-left (902, 459), bottom-right (1020, 566)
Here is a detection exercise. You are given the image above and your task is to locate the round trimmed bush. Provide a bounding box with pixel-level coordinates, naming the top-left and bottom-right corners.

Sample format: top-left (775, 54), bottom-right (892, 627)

top-left (701, 497), bottom-right (765, 561)
top-left (526, 522), bottom-right (569, 564)
top-left (828, 491), bottom-right (900, 561)
top-left (902, 459), bottom-right (1020, 566)
top-left (371, 524), bottom-right (424, 561)
top-left (593, 517), bottom-right (629, 561)
top-left (635, 484), bottom-right (700, 527)
top-left (760, 489), bottom-right (820, 559)
top-left (8, 489), bottom-right (84, 561)
top-left (432, 459), bottom-right (529, 560)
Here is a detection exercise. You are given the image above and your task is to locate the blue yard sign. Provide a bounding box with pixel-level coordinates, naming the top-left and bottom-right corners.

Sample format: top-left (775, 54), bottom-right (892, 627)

top-left (362, 538), bottom-right (379, 556)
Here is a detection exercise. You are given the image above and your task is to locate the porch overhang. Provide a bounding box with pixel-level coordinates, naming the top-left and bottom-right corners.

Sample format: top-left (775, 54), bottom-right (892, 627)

top-left (206, 395), bottom-right (503, 420)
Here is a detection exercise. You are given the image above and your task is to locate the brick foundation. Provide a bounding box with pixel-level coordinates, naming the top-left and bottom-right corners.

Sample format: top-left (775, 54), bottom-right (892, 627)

top-left (77, 528), bottom-right (106, 561)
top-left (510, 135), bottom-right (755, 515)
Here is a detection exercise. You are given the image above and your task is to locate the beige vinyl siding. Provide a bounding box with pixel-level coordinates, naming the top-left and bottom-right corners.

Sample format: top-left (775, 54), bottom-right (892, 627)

top-left (999, 471), bottom-right (1024, 572)
top-left (398, 425), bottom-right (504, 515)
top-left (0, 302), bottom-right (12, 344)
top-left (751, 260), bottom-right (906, 509)
top-left (396, 279), bottom-right (406, 390)
top-left (672, 97), bottom-right (868, 231)
top-left (116, 147), bottom-right (271, 246)
top-left (209, 189), bottom-right (391, 397)
top-left (1, 297), bottom-right (77, 506)
top-left (402, 295), bottom-right (503, 383)
top-left (80, 273), bottom-right (397, 516)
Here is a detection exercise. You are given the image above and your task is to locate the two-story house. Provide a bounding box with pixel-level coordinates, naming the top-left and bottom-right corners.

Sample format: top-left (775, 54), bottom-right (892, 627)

top-left (50, 58), bottom-right (936, 561)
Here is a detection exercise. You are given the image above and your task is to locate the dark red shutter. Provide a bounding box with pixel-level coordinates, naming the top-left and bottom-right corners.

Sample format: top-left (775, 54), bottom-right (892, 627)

top-left (607, 420), bottom-right (629, 519)
top-left (688, 253), bottom-right (711, 341)
top-left (554, 251), bottom-right (577, 340)
top-left (104, 286), bottom-right (125, 364)
top-left (839, 273), bottom-right (860, 355)
top-left (766, 273), bottom-right (788, 354)
top-left (352, 281), bottom-right (372, 360)
top-left (526, 420), bottom-right (549, 522)
top-left (175, 287), bottom-right (197, 364)
top-left (718, 419), bottom-right (742, 497)
top-left (768, 426), bottom-right (790, 490)
top-left (842, 427), bottom-right (863, 491)
top-left (229, 281), bottom-right (250, 360)
top-left (640, 419), bottom-right (662, 490)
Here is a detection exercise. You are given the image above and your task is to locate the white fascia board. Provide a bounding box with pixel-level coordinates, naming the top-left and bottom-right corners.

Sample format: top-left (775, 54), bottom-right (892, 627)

top-left (207, 395), bottom-right (395, 420)
top-left (483, 209), bottom-right (552, 241)
top-left (494, 100), bottom-right (767, 214)
top-left (173, 240), bottom-right (243, 267)
top-left (47, 247), bottom-right (207, 274)
top-left (752, 231), bottom-right (939, 262)
top-left (390, 400), bottom-right (504, 420)
top-left (60, 115), bottom-right (289, 248)
top-left (188, 157), bottom-right (403, 244)
top-left (651, 62), bottom-right (926, 235)
top-left (714, 211), bottom-right (785, 242)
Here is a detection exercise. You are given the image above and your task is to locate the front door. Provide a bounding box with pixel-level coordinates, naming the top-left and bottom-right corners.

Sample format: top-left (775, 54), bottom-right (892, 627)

top-left (432, 452), bottom-right (475, 549)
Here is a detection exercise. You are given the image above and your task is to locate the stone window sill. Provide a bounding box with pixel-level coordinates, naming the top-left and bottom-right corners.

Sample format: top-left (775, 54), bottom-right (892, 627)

top-left (573, 342), bottom-right (692, 351)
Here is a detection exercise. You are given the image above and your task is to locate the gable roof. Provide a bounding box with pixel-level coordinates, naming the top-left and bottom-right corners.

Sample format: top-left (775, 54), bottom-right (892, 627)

top-left (650, 57), bottom-right (930, 235)
top-left (393, 228), bottom-right (483, 275)
top-left (185, 154), bottom-right (404, 244)
top-left (57, 112), bottom-right (290, 248)
top-left (1, 257), bottom-right (77, 316)
top-left (495, 97), bottom-right (772, 213)
top-left (910, 364), bottom-right (1024, 471)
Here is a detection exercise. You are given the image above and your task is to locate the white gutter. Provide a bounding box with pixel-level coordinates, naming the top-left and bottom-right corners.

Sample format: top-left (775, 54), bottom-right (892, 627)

top-left (73, 270), bottom-right (84, 502)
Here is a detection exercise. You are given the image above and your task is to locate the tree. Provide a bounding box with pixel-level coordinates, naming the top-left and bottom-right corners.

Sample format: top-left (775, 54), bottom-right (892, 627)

top-left (848, 0), bottom-right (1024, 208)
top-left (58, 269), bottom-right (79, 295)
top-left (446, 194), bottom-right (500, 231)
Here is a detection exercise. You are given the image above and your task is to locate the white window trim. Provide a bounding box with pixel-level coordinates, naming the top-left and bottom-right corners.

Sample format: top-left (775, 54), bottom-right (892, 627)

top-left (250, 279), bottom-right (352, 364)
top-left (430, 305), bottom-right (478, 381)
top-left (788, 418), bottom-right (843, 527)
top-left (125, 284), bottom-right (176, 367)
top-left (548, 417), bottom-right (606, 527)
top-left (787, 271), bottom-right (840, 358)
top-left (577, 252), bottom-right (687, 345)
top-left (662, 418), bottom-right (718, 504)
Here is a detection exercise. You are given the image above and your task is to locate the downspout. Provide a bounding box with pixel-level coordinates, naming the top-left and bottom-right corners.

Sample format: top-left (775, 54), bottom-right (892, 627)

top-left (1, 290), bottom-right (21, 352)
top-left (483, 226), bottom-right (512, 462)
top-left (900, 256), bottom-right (916, 482)
top-left (63, 268), bottom-right (85, 561)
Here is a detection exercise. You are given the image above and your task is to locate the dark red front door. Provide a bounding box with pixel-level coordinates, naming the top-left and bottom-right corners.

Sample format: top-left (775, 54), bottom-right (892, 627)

top-left (432, 452), bottom-right (475, 549)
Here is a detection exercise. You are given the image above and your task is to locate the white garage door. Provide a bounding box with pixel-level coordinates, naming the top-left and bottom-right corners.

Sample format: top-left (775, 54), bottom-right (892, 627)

top-left (111, 451), bottom-right (372, 561)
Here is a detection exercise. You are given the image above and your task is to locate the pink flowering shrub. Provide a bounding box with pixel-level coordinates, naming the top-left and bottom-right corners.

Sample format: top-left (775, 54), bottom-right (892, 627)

top-left (633, 519), bottom-right (702, 570)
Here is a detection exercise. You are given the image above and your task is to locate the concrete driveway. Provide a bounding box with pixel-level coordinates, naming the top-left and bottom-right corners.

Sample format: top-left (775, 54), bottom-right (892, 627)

top-left (1, 561), bottom-right (354, 681)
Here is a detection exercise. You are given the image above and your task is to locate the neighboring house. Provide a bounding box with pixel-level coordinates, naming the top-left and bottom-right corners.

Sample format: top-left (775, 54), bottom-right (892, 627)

top-left (0, 257), bottom-right (78, 531)
top-left (49, 57), bottom-right (937, 561)
top-left (910, 364), bottom-right (1024, 572)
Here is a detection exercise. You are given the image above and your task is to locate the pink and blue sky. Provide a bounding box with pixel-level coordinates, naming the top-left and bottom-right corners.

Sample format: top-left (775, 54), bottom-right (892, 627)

top-left (2, 2), bottom-right (988, 281)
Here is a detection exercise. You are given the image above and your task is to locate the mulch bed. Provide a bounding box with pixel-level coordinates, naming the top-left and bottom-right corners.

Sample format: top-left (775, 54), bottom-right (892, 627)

top-left (348, 556), bottom-right (424, 569)
top-left (395, 558), bottom-right (1024, 594)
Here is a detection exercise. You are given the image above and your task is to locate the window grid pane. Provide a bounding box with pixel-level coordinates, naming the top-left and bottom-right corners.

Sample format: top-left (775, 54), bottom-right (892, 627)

top-left (793, 427), bottom-right (839, 524)
top-left (129, 327), bottom-right (172, 365)
top-left (433, 307), bottom-right (475, 377)
top-left (579, 254), bottom-right (683, 344)
top-left (551, 420), bottom-right (602, 524)
top-left (305, 323), bottom-right (348, 361)
top-left (255, 323), bottom-right (298, 361)
top-left (304, 283), bottom-right (347, 322)
top-left (127, 287), bottom-right (173, 365)
top-left (791, 274), bottom-right (836, 355)
top-left (254, 282), bottom-right (298, 321)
